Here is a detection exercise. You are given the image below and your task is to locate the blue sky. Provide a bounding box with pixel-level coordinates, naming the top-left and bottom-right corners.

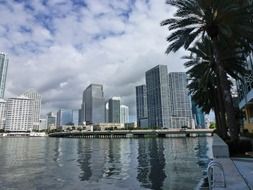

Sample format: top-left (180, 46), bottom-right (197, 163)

top-left (0, 0), bottom-right (186, 120)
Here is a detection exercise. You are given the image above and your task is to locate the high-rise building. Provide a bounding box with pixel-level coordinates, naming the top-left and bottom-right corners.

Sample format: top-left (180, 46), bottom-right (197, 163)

top-left (168, 72), bottom-right (192, 128)
top-left (47, 112), bottom-right (56, 130)
top-left (105, 101), bottom-right (109, 122)
top-left (5, 96), bottom-right (33, 131)
top-left (145, 65), bottom-right (170, 128)
top-left (136, 85), bottom-right (148, 128)
top-left (0, 99), bottom-right (6, 129)
top-left (192, 100), bottom-right (205, 129)
top-left (82, 84), bottom-right (105, 124)
top-left (108, 97), bottom-right (121, 123)
top-left (0, 53), bottom-right (8, 98)
top-left (39, 118), bottom-right (47, 131)
top-left (79, 103), bottom-right (85, 124)
top-left (23, 89), bottom-right (41, 130)
top-left (57, 109), bottom-right (73, 127)
top-left (72, 109), bottom-right (79, 126)
top-left (120, 105), bottom-right (129, 124)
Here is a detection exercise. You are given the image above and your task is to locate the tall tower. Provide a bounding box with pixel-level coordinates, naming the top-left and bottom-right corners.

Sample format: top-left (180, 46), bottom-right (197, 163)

top-left (0, 99), bottom-right (6, 129)
top-left (145, 65), bottom-right (170, 128)
top-left (120, 105), bottom-right (129, 124)
top-left (136, 85), bottom-right (148, 128)
top-left (82, 84), bottom-right (105, 124)
top-left (23, 89), bottom-right (42, 130)
top-left (168, 72), bottom-right (192, 128)
top-left (5, 96), bottom-right (33, 131)
top-left (108, 97), bottom-right (121, 123)
top-left (0, 53), bottom-right (8, 98)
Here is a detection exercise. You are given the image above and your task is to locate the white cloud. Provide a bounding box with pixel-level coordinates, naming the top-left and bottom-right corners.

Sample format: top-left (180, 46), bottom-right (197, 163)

top-left (0, 0), bottom-right (186, 120)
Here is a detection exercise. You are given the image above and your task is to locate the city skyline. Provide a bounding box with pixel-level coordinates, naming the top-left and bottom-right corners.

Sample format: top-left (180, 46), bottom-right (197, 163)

top-left (0, 1), bottom-right (186, 120)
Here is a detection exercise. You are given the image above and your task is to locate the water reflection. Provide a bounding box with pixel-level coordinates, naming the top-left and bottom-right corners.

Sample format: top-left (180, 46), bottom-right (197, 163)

top-left (0, 137), bottom-right (212, 190)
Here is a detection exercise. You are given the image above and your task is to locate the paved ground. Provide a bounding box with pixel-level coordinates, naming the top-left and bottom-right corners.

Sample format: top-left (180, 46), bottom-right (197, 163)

top-left (233, 158), bottom-right (253, 190)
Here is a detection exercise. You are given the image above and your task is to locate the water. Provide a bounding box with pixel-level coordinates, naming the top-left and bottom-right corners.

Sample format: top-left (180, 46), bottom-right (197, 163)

top-left (0, 137), bottom-right (213, 190)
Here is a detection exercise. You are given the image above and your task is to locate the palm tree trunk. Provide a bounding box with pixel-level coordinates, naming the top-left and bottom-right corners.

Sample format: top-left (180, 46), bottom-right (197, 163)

top-left (213, 40), bottom-right (239, 142)
top-left (214, 86), bottom-right (227, 139)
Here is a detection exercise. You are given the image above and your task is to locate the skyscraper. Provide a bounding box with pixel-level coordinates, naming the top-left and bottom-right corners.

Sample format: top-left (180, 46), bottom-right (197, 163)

top-left (120, 105), bottom-right (129, 124)
top-left (105, 101), bottom-right (109, 122)
top-left (23, 89), bottom-right (41, 130)
top-left (72, 109), bottom-right (79, 126)
top-left (168, 72), bottom-right (192, 128)
top-left (57, 109), bottom-right (73, 127)
top-left (5, 96), bottom-right (33, 131)
top-left (0, 53), bottom-right (8, 98)
top-left (192, 100), bottom-right (205, 129)
top-left (108, 97), bottom-right (121, 123)
top-left (82, 84), bottom-right (105, 124)
top-left (47, 112), bottom-right (56, 130)
top-left (136, 85), bottom-right (148, 128)
top-left (145, 65), bottom-right (170, 128)
top-left (0, 99), bottom-right (6, 129)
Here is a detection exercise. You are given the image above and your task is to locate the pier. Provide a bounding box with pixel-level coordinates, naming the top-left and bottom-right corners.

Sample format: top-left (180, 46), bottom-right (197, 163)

top-left (48, 129), bottom-right (214, 138)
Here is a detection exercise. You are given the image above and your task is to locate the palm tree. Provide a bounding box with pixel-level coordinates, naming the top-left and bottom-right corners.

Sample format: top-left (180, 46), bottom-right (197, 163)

top-left (185, 38), bottom-right (247, 139)
top-left (161, 0), bottom-right (253, 141)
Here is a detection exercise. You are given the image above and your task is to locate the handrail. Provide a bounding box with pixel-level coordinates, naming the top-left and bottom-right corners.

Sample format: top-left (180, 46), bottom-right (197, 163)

top-left (207, 161), bottom-right (226, 189)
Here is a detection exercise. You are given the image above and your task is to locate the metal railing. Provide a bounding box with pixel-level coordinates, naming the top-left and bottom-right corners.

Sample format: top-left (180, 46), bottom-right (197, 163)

top-left (207, 160), bottom-right (226, 189)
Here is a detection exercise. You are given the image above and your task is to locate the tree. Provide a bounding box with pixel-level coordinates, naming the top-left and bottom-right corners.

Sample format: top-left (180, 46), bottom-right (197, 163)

top-left (185, 37), bottom-right (247, 139)
top-left (161, 0), bottom-right (253, 141)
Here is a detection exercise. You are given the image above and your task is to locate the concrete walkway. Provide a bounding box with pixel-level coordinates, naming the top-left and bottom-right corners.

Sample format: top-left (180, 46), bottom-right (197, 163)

top-left (232, 158), bottom-right (253, 189)
top-left (211, 135), bottom-right (253, 189)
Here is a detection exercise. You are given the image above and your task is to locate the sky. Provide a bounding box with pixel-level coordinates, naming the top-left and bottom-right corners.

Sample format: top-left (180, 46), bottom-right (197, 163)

top-left (0, 0), bottom-right (187, 121)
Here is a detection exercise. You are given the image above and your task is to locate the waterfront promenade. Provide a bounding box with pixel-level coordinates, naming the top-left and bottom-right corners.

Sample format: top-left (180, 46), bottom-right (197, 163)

top-left (48, 128), bottom-right (214, 138)
top-left (211, 135), bottom-right (253, 190)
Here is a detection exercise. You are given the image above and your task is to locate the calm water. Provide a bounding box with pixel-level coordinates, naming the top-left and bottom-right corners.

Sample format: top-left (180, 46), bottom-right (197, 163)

top-left (0, 137), bottom-right (213, 190)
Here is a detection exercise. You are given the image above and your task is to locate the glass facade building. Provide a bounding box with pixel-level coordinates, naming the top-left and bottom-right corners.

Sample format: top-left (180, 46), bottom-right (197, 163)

top-left (108, 97), bottom-right (121, 123)
top-left (145, 65), bottom-right (170, 128)
top-left (57, 109), bottom-right (73, 127)
top-left (83, 84), bottom-right (105, 124)
top-left (192, 100), bottom-right (205, 129)
top-left (0, 53), bottom-right (8, 98)
top-left (136, 85), bottom-right (148, 128)
top-left (168, 72), bottom-right (192, 128)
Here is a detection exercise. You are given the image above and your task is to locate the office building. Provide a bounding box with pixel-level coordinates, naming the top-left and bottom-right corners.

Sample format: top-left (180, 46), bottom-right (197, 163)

top-left (0, 99), bottom-right (6, 129)
top-left (192, 100), bottom-right (205, 129)
top-left (72, 109), bottom-right (79, 126)
top-left (0, 53), bottom-right (8, 98)
top-left (168, 72), bottom-right (192, 128)
top-left (120, 105), bottom-right (129, 124)
top-left (57, 109), bottom-right (73, 127)
top-left (5, 96), bottom-right (33, 131)
top-left (79, 103), bottom-right (85, 124)
top-left (82, 84), bottom-right (105, 124)
top-left (105, 101), bottom-right (109, 122)
top-left (108, 97), bottom-right (120, 123)
top-left (47, 112), bottom-right (56, 130)
top-left (23, 89), bottom-right (41, 130)
top-left (39, 118), bottom-right (47, 131)
top-left (145, 65), bottom-right (170, 128)
top-left (136, 85), bottom-right (148, 128)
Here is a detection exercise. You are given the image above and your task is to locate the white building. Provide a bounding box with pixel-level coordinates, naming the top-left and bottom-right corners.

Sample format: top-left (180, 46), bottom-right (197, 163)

top-left (39, 118), bottom-right (47, 131)
top-left (0, 99), bottom-right (6, 129)
top-left (120, 105), bottom-right (129, 124)
top-left (23, 89), bottom-right (41, 130)
top-left (5, 96), bottom-right (33, 131)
